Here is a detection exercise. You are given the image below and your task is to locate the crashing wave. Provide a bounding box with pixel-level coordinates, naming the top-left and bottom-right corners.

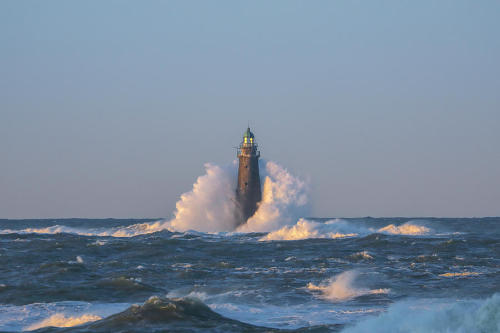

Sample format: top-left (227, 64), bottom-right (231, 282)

top-left (260, 218), bottom-right (431, 241)
top-left (307, 270), bottom-right (389, 302)
top-left (237, 161), bottom-right (309, 233)
top-left (378, 222), bottom-right (430, 235)
top-left (343, 293), bottom-right (500, 333)
top-left (260, 218), bottom-right (358, 241)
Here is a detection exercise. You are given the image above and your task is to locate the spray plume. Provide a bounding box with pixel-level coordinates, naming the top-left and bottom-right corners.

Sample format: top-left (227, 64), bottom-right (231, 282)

top-left (116, 160), bottom-right (309, 235)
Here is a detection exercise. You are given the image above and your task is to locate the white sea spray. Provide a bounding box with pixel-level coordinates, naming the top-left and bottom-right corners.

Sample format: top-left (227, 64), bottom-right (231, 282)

top-left (307, 270), bottom-right (389, 302)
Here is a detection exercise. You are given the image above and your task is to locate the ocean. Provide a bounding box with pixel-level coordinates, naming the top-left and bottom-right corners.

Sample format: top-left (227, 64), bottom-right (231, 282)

top-left (0, 162), bottom-right (499, 332)
top-left (0, 217), bottom-right (498, 332)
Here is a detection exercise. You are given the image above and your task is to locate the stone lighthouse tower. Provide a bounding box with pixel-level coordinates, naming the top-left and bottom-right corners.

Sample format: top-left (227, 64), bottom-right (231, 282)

top-left (236, 127), bottom-right (262, 225)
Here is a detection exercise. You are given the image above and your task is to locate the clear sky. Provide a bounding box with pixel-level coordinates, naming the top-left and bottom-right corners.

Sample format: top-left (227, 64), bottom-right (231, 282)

top-left (1, 1), bottom-right (499, 218)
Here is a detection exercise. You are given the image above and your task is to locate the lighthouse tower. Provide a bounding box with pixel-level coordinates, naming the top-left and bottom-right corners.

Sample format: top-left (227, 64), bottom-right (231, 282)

top-left (236, 127), bottom-right (262, 225)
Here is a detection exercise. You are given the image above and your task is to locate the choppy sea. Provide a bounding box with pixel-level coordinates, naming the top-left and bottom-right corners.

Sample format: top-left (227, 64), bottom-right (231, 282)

top-left (0, 217), bottom-right (498, 332)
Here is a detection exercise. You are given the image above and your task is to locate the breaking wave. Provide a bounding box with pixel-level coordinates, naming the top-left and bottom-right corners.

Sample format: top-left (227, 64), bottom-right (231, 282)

top-left (262, 219), bottom-right (431, 241)
top-left (261, 218), bottom-right (358, 241)
top-left (307, 270), bottom-right (389, 302)
top-left (236, 161), bottom-right (309, 232)
top-left (348, 251), bottom-right (374, 261)
top-left (343, 293), bottom-right (500, 333)
top-left (27, 313), bottom-right (101, 330)
top-left (160, 160), bottom-right (309, 233)
top-left (378, 222), bottom-right (430, 235)
top-left (164, 163), bottom-right (239, 232)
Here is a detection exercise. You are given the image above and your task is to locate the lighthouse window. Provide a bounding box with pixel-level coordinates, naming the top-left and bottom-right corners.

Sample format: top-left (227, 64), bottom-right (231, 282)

top-left (244, 137), bottom-right (248, 143)
top-left (250, 138), bottom-right (253, 143)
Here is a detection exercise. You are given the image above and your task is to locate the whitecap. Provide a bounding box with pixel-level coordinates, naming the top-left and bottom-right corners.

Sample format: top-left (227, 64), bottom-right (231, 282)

top-left (439, 271), bottom-right (481, 278)
top-left (349, 251), bottom-right (374, 260)
top-left (377, 222), bottom-right (430, 235)
top-left (260, 218), bottom-right (361, 241)
top-left (307, 270), bottom-right (389, 302)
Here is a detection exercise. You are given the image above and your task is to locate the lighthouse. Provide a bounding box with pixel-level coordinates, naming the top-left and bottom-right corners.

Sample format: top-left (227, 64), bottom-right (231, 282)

top-left (236, 127), bottom-right (262, 226)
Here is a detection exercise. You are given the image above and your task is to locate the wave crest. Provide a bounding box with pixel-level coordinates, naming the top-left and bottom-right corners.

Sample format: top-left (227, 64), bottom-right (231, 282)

top-left (27, 313), bottom-right (101, 330)
top-left (261, 218), bottom-right (357, 241)
top-left (378, 222), bottom-right (430, 235)
top-left (261, 219), bottom-right (431, 241)
top-left (349, 251), bottom-right (374, 261)
top-left (307, 270), bottom-right (389, 302)
top-left (343, 293), bottom-right (500, 333)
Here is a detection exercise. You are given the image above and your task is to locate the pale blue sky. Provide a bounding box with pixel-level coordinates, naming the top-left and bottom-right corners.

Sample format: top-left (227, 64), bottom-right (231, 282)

top-left (1, 1), bottom-right (499, 218)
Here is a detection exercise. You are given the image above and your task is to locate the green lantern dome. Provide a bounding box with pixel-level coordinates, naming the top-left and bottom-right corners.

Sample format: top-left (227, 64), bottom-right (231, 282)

top-left (243, 127), bottom-right (254, 139)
